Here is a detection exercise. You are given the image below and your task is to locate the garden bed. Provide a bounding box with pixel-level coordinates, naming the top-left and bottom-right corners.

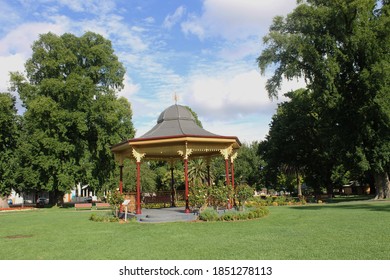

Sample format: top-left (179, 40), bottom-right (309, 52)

top-left (0, 206), bottom-right (35, 211)
top-left (199, 206), bottom-right (269, 222)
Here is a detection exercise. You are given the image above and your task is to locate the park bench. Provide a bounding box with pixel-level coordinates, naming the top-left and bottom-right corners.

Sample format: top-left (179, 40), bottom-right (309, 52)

top-left (143, 194), bottom-right (172, 207)
top-left (74, 203), bottom-right (92, 210)
top-left (95, 202), bottom-right (111, 210)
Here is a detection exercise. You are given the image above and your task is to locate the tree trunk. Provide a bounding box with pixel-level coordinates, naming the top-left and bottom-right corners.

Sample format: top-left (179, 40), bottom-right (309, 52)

top-left (297, 172), bottom-right (302, 197)
top-left (374, 172), bottom-right (390, 199)
top-left (326, 185), bottom-right (334, 199)
top-left (0, 197), bottom-right (9, 208)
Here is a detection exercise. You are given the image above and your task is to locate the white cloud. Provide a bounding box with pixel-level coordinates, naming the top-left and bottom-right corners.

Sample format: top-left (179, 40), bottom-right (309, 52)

top-left (0, 20), bottom-right (67, 101)
top-left (144, 17), bottom-right (155, 24)
top-left (163, 6), bottom-right (186, 29)
top-left (0, 0), bottom-right (21, 32)
top-left (185, 69), bottom-right (294, 119)
top-left (0, 54), bottom-right (26, 92)
top-left (217, 39), bottom-right (260, 60)
top-left (118, 75), bottom-right (140, 100)
top-left (58, 0), bottom-right (116, 14)
top-left (203, 119), bottom-right (270, 143)
top-left (181, 14), bottom-right (206, 40)
top-left (182, 67), bottom-right (306, 143)
top-left (182, 0), bottom-right (297, 41)
top-left (0, 21), bottom-right (66, 56)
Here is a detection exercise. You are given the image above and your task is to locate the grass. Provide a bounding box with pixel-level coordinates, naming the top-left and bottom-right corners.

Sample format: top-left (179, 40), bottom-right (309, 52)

top-left (1, 199), bottom-right (389, 260)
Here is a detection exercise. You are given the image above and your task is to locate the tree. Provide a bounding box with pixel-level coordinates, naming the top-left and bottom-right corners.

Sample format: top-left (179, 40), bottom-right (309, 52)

top-left (10, 32), bottom-right (135, 204)
top-left (258, 0), bottom-right (390, 198)
top-left (259, 89), bottom-right (339, 195)
top-left (122, 160), bottom-right (157, 193)
top-left (233, 142), bottom-right (265, 188)
top-left (235, 184), bottom-right (254, 210)
top-left (188, 159), bottom-right (209, 186)
top-left (0, 93), bottom-right (20, 198)
top-left (185, 106), bottom-right (203, 128)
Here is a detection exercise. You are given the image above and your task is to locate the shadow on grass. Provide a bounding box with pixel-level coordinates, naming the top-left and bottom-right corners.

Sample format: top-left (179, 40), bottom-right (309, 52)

top-left (290, 200), bottom-right (390, 212)
top-left (327, 195), bottom-right (375, 203)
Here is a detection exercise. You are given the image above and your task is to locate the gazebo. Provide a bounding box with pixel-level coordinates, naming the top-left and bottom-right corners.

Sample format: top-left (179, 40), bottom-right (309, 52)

top-left (111, 104), bottom-right (241, 214)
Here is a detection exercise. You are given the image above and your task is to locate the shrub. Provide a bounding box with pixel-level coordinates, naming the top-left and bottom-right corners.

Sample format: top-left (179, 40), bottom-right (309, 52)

top-left (189, 184), bottom-right (208, 210)
top-left (247, 195), bottom-right (309, 207)
top-left (253, 207), bottom-right (269, 218)
top-left (237, 212), bottom-right (249, 220)
top-left (209, 182), bottom-right (232, 210)
top-left (274, 196), bottom-right (288, 206)
top-left (199, 208), bottom-right (219, 221)
top-left (246, 197), bottom-right (268, 207)
top-left (109, 216), bottom-right (120, 222)
top-left (108, 191), bottom-right (124, 217)
top-left (220, 211), bottom-right (236, 221)
top-left (198, 206), bottom-right (269, 222)
top-left (235, 184), bottom-right (254, 209)
top-left (90, 213), bottom-right (119, 223)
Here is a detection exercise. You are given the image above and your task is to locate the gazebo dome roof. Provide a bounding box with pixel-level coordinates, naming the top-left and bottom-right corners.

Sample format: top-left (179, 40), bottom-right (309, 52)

top-left (111, 103), bottom-right (240, 161)
top-left (140, 104), bottom-right (219, 139)
top-left (157, 104), bottom-right (195, 123)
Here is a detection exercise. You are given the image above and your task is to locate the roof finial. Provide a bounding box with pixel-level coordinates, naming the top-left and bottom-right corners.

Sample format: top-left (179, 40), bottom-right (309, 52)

top-left (173, 92), bottom-right (179, 105)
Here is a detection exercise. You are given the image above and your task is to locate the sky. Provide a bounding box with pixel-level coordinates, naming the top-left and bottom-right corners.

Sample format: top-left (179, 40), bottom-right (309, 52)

top-left (0, 0), bottom-right (305, 143)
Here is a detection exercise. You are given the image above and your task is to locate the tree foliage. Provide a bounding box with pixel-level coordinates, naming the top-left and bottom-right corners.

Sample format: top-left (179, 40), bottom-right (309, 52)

top-left (233, 142), bottom-right (265, 188)
top-left (122, 160), bottom-right (157, 193)
top-left (186, 106), bottom-right (203, 128)
top-left (10, 32), bottom-right (134, 203)
top-left (188, 159), bottom-right (209, 187)
top-left (258, 0), bottom-right (390, 198)
top-left (0, 93), bottom-right (20, 196)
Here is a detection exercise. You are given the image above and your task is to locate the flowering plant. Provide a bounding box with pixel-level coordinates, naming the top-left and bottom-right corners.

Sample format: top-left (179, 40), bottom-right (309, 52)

top-left (209, 182), bottom-right (231, 210)
top-left (189, 184), bottom-right (208, 211)
top-left (235, 184), bottom-right (254, 210)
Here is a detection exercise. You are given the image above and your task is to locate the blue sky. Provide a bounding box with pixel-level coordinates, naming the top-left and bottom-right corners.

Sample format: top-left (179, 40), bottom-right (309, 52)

top-left (0, 0), bottom-right (304, 143)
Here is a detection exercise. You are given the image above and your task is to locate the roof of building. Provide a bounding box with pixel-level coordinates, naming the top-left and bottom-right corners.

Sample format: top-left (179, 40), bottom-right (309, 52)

top-left (111, 104), bottom-right (240, 160)
top-left (139, 104), bottom-right (220, 139)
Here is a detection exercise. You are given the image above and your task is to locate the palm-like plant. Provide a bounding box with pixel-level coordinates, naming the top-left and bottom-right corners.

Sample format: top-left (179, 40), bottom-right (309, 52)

top-left (188, 159), bottom-right (209, 187)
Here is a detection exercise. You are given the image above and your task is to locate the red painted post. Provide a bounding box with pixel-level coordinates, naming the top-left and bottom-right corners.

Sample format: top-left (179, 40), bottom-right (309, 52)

top-left (136, 161), bottom-right (142, 214)
top-left (231, 161), bottom-right (236, 207)
top-left (184, 159), bottom-right (190, 213)
top-left (119, 165), bottom-right (123, 194)
top-left (225, 159), bottom-right (231, 209)
top-left (170, 167), bottom-right (175, 207)
top-left (225, 159), bottom-right (230, 186)
top-left (119, 165), bottom-right (123, 213)
top-left (231, 161), bottom-right (235, 190)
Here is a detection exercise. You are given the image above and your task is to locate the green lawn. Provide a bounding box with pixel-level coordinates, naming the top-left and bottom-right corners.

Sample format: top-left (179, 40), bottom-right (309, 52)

top-left (1, 200), bottom-right (389, 260)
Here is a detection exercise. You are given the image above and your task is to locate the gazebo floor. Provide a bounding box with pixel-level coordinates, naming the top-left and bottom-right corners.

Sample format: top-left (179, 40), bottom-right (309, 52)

top-left (122, 207), bottom-right (198, 223)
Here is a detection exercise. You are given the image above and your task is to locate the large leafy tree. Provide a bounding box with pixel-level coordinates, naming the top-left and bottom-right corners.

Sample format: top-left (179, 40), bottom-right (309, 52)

top-left (10, 32), bottom-right (135, 203)
top-left (0, 93), bottom-right (20, 203)
top-left (260, 89), bottom-right (349, 196)
top-left (258, 0), bottom-right (390, 198)
top-left (233, 142), bottom-right (265, 188)
top-left (259, 90), bottom-right (316, 196)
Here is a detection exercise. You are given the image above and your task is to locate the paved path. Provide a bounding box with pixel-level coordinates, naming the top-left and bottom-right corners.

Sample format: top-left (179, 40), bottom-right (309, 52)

top-left (124, 207), bottom-right (198, 223)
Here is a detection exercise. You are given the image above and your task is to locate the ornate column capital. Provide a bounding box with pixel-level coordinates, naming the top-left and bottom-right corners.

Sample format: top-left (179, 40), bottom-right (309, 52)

top-left (177, 148), bottom-right (193, 160)
top-left (230, 151), bottom-right (238, 163)
top-left (132, 148), bottom-right (145, 162)
top-left (220, 146), bottom-right (233, 160)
